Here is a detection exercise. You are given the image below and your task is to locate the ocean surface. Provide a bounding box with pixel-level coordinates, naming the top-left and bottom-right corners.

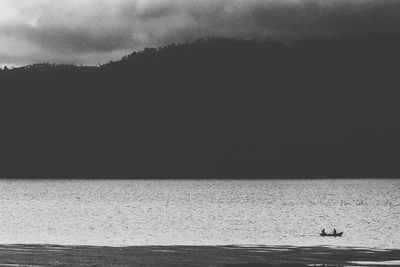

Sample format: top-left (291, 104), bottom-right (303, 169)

top-left (0, 179), bottom-right (399, 248)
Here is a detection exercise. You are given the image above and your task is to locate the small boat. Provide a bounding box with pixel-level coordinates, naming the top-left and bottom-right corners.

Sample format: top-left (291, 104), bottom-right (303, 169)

top-left (320, 232), bottom-right (343, 237)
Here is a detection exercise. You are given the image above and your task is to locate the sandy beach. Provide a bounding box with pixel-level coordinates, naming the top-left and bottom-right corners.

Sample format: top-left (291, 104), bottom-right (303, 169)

top-left (0, 245), bottom-right (399, 267)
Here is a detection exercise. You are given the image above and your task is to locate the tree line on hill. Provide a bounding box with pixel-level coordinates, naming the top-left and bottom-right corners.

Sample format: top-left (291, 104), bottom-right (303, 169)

top-left (1, 35), bottom-right (400, 178)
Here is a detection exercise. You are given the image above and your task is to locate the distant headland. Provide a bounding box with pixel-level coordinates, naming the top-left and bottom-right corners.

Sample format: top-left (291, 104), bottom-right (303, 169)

top-left (1, 35), bottom-right (400, 179)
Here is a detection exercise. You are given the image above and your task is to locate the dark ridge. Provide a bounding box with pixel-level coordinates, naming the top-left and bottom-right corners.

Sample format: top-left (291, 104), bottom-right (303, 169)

top-left (1, 35), bottom-right (400, 178)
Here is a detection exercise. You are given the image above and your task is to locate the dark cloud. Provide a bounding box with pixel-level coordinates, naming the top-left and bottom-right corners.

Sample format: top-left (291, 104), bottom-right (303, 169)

top-left (1, 0), bottom-right (400, 66)
top-left (136, 2), bottom-right (179, 19)
top-left (246, 0), bottom-right (400, 37)
top-left (1, 24), bottom-right (135, 54)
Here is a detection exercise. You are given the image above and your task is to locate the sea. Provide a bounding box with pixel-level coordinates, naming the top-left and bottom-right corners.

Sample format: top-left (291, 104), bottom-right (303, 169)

top-left (0, 179), bottom-right (398, 248)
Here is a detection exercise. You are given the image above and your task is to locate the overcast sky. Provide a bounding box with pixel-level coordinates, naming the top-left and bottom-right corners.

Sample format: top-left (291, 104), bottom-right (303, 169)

top-left (1, 0), bottom-right (400, 66)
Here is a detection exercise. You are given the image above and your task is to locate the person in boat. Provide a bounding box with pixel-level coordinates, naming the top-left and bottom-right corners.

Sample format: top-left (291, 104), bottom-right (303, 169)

top-left (321, 228), bottom-right (326, 235)
top-left (332, 229), bottom-right (337, 235)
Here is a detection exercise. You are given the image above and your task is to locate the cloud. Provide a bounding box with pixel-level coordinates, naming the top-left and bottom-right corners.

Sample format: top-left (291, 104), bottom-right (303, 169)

top-left (1, 0), bottom-right (400, 66)
top-left (247, 0), bottom-right (400, 37)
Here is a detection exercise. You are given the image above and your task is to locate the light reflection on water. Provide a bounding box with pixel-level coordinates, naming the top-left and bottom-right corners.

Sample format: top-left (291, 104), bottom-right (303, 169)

top-left (0, 179), bottom-right (398, 248)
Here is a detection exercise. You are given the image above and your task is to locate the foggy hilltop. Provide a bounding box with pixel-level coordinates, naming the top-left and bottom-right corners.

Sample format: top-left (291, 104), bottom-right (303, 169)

top-left (1, 35), bottom-right (400, 178)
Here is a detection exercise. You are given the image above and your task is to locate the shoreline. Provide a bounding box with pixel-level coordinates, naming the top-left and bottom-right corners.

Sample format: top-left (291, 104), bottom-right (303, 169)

top-left (0, 244), bottom-right (399, 266)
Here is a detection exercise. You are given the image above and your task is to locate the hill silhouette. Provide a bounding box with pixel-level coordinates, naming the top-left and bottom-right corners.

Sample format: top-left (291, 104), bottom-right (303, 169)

top-left (1, 35), bottom-right (400, 178)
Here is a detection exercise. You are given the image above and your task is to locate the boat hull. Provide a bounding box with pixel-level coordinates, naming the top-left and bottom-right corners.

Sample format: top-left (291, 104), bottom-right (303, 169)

top-left (320, 232), bottom-right (343, 237)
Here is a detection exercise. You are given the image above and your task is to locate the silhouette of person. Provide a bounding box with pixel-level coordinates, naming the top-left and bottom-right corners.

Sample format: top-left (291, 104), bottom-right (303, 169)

top-left (322, 228), bottom-right (326, 235)
top-left (333, 229), bottom-right (337, 235)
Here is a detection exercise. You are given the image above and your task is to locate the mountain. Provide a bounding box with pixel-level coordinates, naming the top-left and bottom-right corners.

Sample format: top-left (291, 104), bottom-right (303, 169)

top-left (1, 36), bottom-right (400, 178)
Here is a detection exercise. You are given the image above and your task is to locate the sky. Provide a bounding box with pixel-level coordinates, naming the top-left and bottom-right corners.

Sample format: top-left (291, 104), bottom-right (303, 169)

top-left (1, 0), bottom-right (400, 66)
